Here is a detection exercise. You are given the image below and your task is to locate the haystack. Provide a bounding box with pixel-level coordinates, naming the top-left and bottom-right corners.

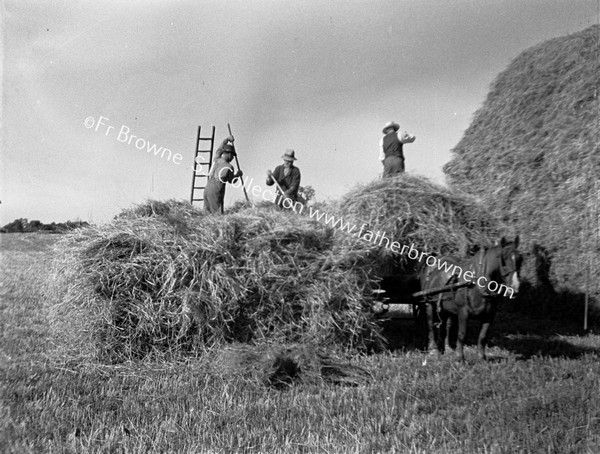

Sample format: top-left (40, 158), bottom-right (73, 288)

top-left (50, 200), bottom-right (384, 361)
top-left (443, 25), bottom-right (600, 294)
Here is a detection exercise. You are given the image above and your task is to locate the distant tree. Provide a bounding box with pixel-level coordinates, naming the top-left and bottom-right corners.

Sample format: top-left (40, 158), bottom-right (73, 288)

top-left (0, 218), bottom-right (89, 233)
top-left (29, 220), bottom-right (42, 231)
top-left (1, 218), bottom-right (26, 232)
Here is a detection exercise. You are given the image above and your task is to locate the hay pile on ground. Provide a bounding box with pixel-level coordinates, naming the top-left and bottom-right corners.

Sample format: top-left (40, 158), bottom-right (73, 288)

top-left (333, 174), bottom-right (504, 277)
top-left (212, 343), bottom-right (372, 388)
top-left (50, 201), bottom-right (384, 362)
top-left (443, 25), bottom-right (599, 294)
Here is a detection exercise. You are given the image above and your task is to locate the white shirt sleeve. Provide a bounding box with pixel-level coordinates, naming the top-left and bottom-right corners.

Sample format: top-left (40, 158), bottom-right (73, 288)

top-left (378, 137), bottom-right (385, 161)
top-left (399, 131), bottom-right (416, 144)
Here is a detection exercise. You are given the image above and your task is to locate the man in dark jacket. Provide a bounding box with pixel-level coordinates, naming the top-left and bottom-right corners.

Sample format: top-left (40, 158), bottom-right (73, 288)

top-left (266, 149), bottom-right (301, 209)
top-left (379, 121), bottom-right (416, 177)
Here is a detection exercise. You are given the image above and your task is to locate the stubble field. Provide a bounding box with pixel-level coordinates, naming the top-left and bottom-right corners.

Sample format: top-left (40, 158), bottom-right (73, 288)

top-left (1, 233), bottom-right (599, 453)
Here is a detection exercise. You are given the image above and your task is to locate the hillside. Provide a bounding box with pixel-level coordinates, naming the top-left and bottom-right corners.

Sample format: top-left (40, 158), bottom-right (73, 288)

top-left (444, 25), bottom-right (599, 293)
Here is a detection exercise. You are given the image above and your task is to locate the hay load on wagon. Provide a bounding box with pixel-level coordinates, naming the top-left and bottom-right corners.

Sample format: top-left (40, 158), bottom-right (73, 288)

top-left (334, 174), bottom-right (504, 281)
top-left (50, 175), bottom-right (503, 361)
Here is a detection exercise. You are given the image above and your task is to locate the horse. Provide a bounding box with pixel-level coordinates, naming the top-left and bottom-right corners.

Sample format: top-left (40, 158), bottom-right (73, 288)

top-left (419, 236), bottom-right (522, 362)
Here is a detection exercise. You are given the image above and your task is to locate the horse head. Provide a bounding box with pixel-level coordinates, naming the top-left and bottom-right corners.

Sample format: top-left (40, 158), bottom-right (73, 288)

top-left (495, 235), bottom-right (522, 296)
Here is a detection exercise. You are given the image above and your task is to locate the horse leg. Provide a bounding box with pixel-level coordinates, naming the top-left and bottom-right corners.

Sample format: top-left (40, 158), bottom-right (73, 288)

top-left (445, 313), bottom-right (457, 352)
top-left (477, 315), bottom-right (494, 361)
top-left (455, 308), bottom-right (468, 363)
top-left (437, 311), bottom-right (447, 354)
top-left (415, 303), bottom-right (429, 350)
top-left (425, 302), bottom-right (441, 354)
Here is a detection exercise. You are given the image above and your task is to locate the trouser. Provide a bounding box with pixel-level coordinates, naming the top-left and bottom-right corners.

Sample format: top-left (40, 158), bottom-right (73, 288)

top-left (203, 180), bottom-right (226, 214)
top-left (382, 156), bottom-right (405, 178)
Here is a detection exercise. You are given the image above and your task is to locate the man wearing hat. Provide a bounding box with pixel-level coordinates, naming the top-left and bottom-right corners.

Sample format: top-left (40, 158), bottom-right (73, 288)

top-left (266, 149), bottom-right (301, 209)
top-left (203, 139), bottom-right (243, 214)
top-left (379, 121), bottom-right (416, 178)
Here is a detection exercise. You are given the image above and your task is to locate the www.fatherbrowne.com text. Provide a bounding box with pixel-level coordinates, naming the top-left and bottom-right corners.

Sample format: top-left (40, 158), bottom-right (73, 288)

top-left (224, 173), bottom-right (516, 298)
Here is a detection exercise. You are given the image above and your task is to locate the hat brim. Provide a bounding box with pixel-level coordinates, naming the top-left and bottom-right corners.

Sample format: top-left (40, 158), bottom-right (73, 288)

top-left (282, 155), bottom-right (297, 161)
top-left (382, 124), bottom-right (400, 134)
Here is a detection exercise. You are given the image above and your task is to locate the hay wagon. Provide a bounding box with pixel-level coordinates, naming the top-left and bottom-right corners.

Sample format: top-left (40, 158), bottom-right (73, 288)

top-left (371, 273), bottom-right (473, 350)
top-left (372, 274), bottom-right (470, 320)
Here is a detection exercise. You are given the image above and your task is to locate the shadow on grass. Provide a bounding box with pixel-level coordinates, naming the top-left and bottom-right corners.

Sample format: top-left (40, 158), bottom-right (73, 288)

top-left (493, 333), bottom-right (600, 359)
top-left (377, 244), bottom-right (599, 356)
top-left (498, 280), bottom-right (599, 336)
top-left (379, 316), bottom-right (429, 352)
top-left (380, 315), bottom-right (600, 360)
top-left (377, 280), bottom-right (599, 356)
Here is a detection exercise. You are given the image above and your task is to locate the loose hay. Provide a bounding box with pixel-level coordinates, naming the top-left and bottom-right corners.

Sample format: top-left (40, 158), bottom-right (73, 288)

top-left (49, 201), bottom-right (385, 361)
top-left (212, 343), bottom-right (372, 388)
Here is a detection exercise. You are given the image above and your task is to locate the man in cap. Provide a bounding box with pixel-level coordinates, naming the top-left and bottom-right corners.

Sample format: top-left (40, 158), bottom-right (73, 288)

top-left (379, 121), bottom-right (416, 178)
top-left (266, 149), bottom-right (301, 209)
top-left (203, 142), bottom-right (243, 214)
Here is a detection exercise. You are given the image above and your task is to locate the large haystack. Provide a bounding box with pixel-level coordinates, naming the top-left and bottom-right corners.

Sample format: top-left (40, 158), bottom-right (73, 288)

top-left (334, 174), bottom-right (504, 278)
top-left (444, 25), bottom-right (600, 292)
top-left (50, 201), bottom-right (384, 361)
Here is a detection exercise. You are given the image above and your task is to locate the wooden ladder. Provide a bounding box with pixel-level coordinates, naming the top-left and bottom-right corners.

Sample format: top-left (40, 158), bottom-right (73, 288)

top-left (190, 125), bottom-right (215, 205)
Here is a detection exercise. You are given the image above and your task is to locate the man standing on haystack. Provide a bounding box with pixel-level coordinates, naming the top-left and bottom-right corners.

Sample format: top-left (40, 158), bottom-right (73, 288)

top-left (208, 134), bottom-right (235, 174)
top-left (266, 149), bottom-right (301, 209)
top-left (203, 139), bottom-right (243, 214)
top-left (379, 121), bottom-right (416, 178)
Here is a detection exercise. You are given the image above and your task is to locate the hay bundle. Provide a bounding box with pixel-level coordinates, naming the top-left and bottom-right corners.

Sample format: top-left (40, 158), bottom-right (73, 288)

top-left (212, 343), bottom-right (372, 387)
top-left (333, 174), bottom-right (503, 276)
top-left (50, 201), bottom-right (385, 361)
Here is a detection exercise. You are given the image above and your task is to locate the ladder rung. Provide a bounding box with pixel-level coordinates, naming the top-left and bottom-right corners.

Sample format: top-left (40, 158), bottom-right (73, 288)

top-left (191, 125), bottom-right (214, 205)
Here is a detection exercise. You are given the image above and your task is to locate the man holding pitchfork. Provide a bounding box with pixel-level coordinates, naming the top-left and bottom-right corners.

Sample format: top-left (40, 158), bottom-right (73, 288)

top-left (266, 149), bottom-right (301, 210)
top-left (203, 136), bottom-right (243, 214)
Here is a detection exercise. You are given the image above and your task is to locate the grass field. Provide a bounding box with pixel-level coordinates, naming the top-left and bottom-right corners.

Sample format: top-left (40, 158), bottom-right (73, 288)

top-left (1, 233), bottom-right (599, 453)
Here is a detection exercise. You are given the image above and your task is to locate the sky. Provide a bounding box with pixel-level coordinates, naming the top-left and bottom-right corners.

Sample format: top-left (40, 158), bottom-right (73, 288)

top-left (1, 0), bottom-right (598, 225)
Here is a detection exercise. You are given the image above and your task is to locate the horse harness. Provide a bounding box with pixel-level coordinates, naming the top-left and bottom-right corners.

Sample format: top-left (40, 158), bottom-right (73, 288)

top-left (425, 247), bottom-right (490, 320)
